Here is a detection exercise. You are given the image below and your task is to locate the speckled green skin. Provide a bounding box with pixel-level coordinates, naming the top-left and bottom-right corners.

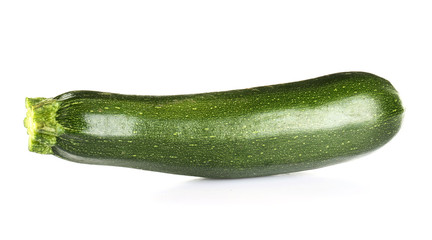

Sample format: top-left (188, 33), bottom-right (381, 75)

top-left (26, 72), bottom-right (403, 178)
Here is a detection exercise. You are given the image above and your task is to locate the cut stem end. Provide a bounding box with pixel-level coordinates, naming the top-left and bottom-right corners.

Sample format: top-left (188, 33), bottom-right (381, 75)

top-left (24, 97), bottom-right (63, 154)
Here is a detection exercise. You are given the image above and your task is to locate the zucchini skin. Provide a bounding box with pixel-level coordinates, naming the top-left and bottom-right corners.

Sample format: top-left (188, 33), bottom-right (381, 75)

top-left (25, 72), bottom-right (404, 178)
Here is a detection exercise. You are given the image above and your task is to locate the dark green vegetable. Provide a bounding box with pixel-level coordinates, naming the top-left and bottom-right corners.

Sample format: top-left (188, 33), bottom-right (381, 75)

top-left (24, 72), bottom-right (404, 178)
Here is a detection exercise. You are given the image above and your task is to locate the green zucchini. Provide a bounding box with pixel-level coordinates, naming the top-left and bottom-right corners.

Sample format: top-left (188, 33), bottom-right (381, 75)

top-left (24, 72), bottom-right (404, 178)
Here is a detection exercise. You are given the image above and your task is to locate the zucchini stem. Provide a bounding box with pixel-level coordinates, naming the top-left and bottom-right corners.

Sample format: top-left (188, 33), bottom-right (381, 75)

top-left (24, 97), bottom-right (64, 154)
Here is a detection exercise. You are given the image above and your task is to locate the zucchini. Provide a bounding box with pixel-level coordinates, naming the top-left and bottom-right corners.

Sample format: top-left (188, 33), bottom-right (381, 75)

top-left (24, 72), bottom-right (404, 178)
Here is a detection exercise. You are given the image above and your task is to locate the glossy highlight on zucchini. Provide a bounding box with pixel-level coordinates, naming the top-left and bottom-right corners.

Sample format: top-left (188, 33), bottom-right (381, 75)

top-left (24, 72), bottom-right (404, 178)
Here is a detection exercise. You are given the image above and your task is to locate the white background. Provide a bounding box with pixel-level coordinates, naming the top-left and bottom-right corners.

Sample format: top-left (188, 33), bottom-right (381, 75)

top-left (1, 1), bottom-right (431, 239)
